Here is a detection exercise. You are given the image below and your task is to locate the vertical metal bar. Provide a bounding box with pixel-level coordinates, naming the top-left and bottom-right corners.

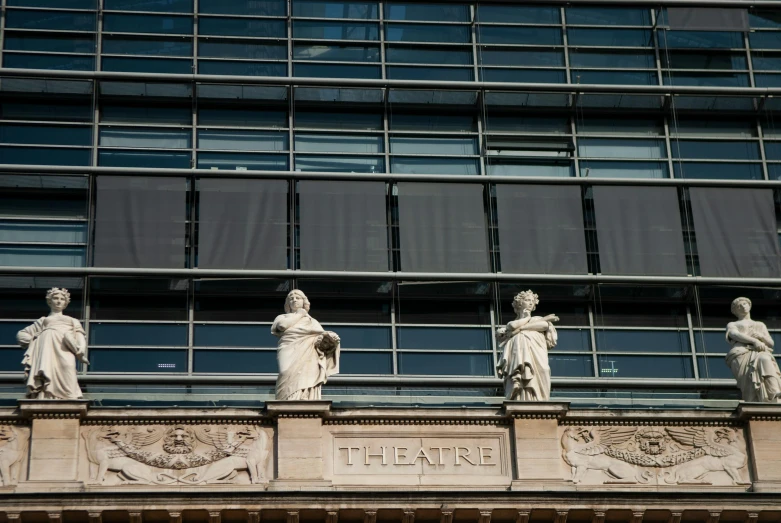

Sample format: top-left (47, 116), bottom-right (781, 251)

top-left (0, 0), bottom-right (9, 68)
top-left (745, 31), bottom-right (755, 89)
top-left (187, 279), bottom-right (195, 375)
top-left (686, 305), bottom-right (700, 380)
top-left (489, 289), bottom-right (498, 378)
top-left (193, 0), bottom-right (199, 76)
top-left (651, 8), bottom-right (664, 87)
top-left (82, 277), bottom-right (91, 376)
top-left (663, 116), bottom-right (675, 178)
top-left (588, 302), bottom-right (599, 379)
top-left (758, 117), bottom-right (770, 181)
top-left (390, 282), bottom-right (398, 375)
top-left (379, 0), bottom-right (386, 80)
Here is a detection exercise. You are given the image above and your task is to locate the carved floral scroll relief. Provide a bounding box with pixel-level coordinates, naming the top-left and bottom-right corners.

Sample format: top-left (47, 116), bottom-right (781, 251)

top-left (80, 424), bottom-right (272, 486)
top-left (0, 425), bottom-right (29, 487)
top-left (560, 425), bottom-right (751, 487)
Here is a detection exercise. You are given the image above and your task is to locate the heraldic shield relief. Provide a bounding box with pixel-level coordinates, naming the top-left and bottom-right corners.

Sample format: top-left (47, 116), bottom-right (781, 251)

top-left (560, 425), bottom-right (751, 487)
top-left (81, 424), bottom-right (272, 486)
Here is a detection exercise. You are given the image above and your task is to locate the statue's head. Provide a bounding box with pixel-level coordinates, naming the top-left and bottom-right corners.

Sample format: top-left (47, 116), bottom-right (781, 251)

top-left (45, 287), bottom-right (71, 312)
top-left (512, 290), bottom-right (539, 314)
top-left (731, 297), bottom-right (752, 318)
top-left (284, 289), bottom-right (311, 313)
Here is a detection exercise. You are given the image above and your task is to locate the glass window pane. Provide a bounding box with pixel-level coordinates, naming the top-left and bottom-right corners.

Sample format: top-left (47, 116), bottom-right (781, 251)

top-left (566, 7), bottom-right (651, 26)
top-left (697, 356), bottom-right (734, 379)
top-left (103, 36), bottom-right (192, 56)
top-left (295, 133), bottom-right (382, 153)
top-left (294, 0), bottom-right (378, 19)
top-left (386, 46), bottom-right (472, 65)
top-left (193, 349), bottom-right (277, 373)
top-left (550, 354), bottom-right (594, 377)
top-left (0, 348), bottom-right (29, 372)
top-left (476, 5), bottom-right (560, 24)
top-left (569, 50), bottom-right (655, 68)
top-left (294, 63), bottom-right (380, 78)
top-left (0, 221), bottom-right (87, 244)
top-left (672, 140), bottom-right (760, 160)
top-left (6, 10), bottom-right (97, 31)
top-left (339, 351), bottom-right (392, 374)
top-left (486, 160), bottom-right (573, 177)
top-left (101, 104), bottom-right (191, 125)
top-left (663, 72), bottom-right (750, 87)
top-left (198, 130), bottom-right (288, 151)
top-left (194, 324), bottom-right (278, 347)
top-left (750, 32), bottom-right (781, 49)
top-left (573, 70), bottom-right (658, 85)
top-left (90, 277), bottom-right (188, 321)
top-left (386, 23), bottom-right (470, 43)
top-left (660, 31), bottom-right (744, 49)
top-left (199, 17), bottom-right (286, 37)
top-left (104, 0), bottom-right (193, 12)
top-left (199, 60), bottom-right (286, 76)
top-left (597, 354), bottom-right (694, 379)
top-left (567, 28), bottom-right (651, 47)
top-left (199, 107), bottom-right (287, 127)
top-left (4, 34), bottom-right (95, 54)
top-left (397, 327), bottom-right (491, 351)
top-left (752, 54), bottom-right (781, 70)
top-left (100, 127), bottom-right (191, 148)
top-left (322, 326), bottom-right (391, 349)
top-left (293, 20), bottom-right (378, 40)
top-left (9, 0), bottom-right (96, 7)
top-left (579, 161), bottom-right (668, 179)
top-left (294, 44), bottom-right (379, 61)
top-left (485, 115), bottom-right (569, 134)
top-left (387, 66), bottom-right (472, 81)
top-left (674, 162), bottom-right (762, 180)
top-left (99, 149), bottom-right (191, 168)
top-left (579, 138), bottom-right (665, 159)
top-left (478, 26), bottom-right (562, 45)
top-left (595, 329), bottom-right (691, 353)
top-left (194, 279), bottom-right (291, 322)
top-left (479, 68), bottom-right (566, 83)
top-left (389, 113), bottom-right (475, 132)
top-left (390, 136), bottom-right (476, 155)
top-left (0, 246), bottom-right (86, 267)
top-left (296, 110), bottom-right (381, 130)
top-left (662, 51), bottom-right (746, 70)
top-left (0, 124), bottom-right (91, 146)
top-left (199, 41), bottom-right (286, 59)
top-left (694, 331), bottom-right (729, 354)
top-left (90, 323), bottom-right (188, 346)
top-left (555, 329), bottom-right (592, 352)
top-left (294, 155), bottom-right (384, 172)
top-left (3, 54), bottom-right (95, 71)
top-left (479, 48), bottom-right (564, 67)
top-left (103, 14), bottom-right (193, 34)
top-left (577, 117), bottom-right (662, 135)
top-left (89, 348), bottom-right (187, 372)
top-left (196, 152), bottom-right (288, 170)
top-left (385, 3), bottom-right (469, 22)
top-left (0, 322), bottom-right (30, 346)
top-left (1, 100), bottom-right (92, 122)
top-left (199, 0), bottom-right (286, 16)
top-left (0, 146), bottom-right (91, 166)
top-left (764, 141), bottom-right (781, 160)
top-left (391, 157), bottom-right (478, 175)
top-left (750, 9), bottom-right (781, 29)
top-left (398, 352), bottom-right (493, 376)
top-left (102, 56), bottom-right (192, 73)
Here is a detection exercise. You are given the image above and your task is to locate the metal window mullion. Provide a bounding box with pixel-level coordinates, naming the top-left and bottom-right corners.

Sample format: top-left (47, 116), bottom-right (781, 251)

top-left (744, 31), bottom-right (756, 89)
top-left (0, 0), bottom-right (8, 68)
top-left (287, 0), bottom-right (293, 79)
top-left (561, 7), bottom-right (571, 84)
top-left (686, 304), bottom-right (700, 380)
top-left (187, 278), bottom-right (194, 375)
top-left (663, 115), bottom-right (675, 178)
top-left (390, 282), bottom-right (398, 375)
top-left (588, 303), bottom-right (598, 378)
top-left (193, 0), bottom-right (199, 77)
top-left (379, 0), bottom-right (386, 80)
top-left (488, 290), bottom-right (498, 378)
top-left (81, 276), bottom-right (91, 376)
top-left (758, 118), bottom-right (770, 181)
top-left (651, 8), bottom-right (663, 87)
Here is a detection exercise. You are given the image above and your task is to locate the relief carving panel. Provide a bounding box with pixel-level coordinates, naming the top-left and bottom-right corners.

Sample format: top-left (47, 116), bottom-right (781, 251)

top-left (560, 425), bottom-right (750, 487)
top-left (0, 425), bottom-right (29, 487)
top-left (80, 424), bottom-right (272, 486)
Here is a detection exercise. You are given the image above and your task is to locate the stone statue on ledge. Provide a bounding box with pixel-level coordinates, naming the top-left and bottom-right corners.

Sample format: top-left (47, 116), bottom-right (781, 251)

top-left (272, 289), bottom-right (340, 401)
top-left (496, 290), bottom-right (559, 401)
top-left (726, 297), bottom-right (781, 403)
top-left (16, 288), bottom-right (89, 400)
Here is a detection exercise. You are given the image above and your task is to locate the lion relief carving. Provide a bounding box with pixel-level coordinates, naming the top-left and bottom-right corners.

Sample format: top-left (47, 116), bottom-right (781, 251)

top-left (81, 424), bottom-right (271, 486)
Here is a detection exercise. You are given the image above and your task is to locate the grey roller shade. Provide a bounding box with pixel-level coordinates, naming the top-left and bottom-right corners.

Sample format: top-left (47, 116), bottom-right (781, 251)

top-left (299, 180), bottom-right (389, 271)
top-left (397, 182), bottom-right (489, 273)
top-left (94, 176), bottom-right (186, 268)
top-left (198, 179), bottom-right (288, 269)
top-left (495, 184), bottom-right (587, 274)
top-left (593, 186), bottom-right (687, 276)
top-left (668, 8), bottom-right (749, 31)
top-left (690, 188), bottom-right (781, 278)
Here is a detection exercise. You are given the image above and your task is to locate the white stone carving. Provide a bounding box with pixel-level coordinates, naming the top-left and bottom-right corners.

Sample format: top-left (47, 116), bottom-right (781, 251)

top-left (272, 290), bottom-right (340, 401)
top-left (560, 426), bottom-right (750, 486)
top-left (0, 425), bottom-right (28, 486)
top-left (496, 290), bottom-right (558, 401)
top-left (726, 297), bottom-right (781, 403)
top-left (17, 288), bottom-right (89, 400)
top-left (82, 425), bottom-right (271, 485)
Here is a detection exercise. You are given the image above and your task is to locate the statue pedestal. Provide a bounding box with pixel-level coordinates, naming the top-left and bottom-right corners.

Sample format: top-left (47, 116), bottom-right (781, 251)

top-left (18, 399), bottom-right (88, 483)
top-left (737, 403), bottom-right (781, 492)
top-left (266, 401), bottom-right (333, 491)
top-left (504, 401), bottom-right (572, 491)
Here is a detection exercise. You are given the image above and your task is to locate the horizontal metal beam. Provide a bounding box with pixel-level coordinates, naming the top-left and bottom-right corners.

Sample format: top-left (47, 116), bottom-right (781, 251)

top-left (2, 67), bottom-right (781, 96)
top-left (4, 163), bottom-right (781, 187)
top-left (2, 265), bottom-right (781, 286)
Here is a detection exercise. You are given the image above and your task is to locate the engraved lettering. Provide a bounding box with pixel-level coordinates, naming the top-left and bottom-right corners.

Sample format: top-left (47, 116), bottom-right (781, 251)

top-left (339, 446), bottom-right (360, 466)
top-left (478, 446), bottom-right (495, 466)
top-left (394, 447), bottom-right (413, 465)
top-left (430, 446), bottom-right (450, 465)
top-left (364, 446), bottom-right (387, 465)
top-left (411, 446), bottom-right (435, 465)
top-left (454, 446), bottom-right (476, 466)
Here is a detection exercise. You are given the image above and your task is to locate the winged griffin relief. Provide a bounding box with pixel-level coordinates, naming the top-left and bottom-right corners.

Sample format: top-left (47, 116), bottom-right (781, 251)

top-left (0, 425), bottom-right (28, 487)
top-left (560, 425), bottom-right (750, 486)
top-left (81, 424), bottom-right (271, 486)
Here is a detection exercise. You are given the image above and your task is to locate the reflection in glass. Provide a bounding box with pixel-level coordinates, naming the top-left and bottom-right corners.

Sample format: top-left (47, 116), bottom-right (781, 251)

top-left (199, 130), bottom-right (288, 151)
top-left (193, 349), bottom-right (277, 373)
top-left (390, 137), bottom-right (476, 155)
top-left (99, 150), bottom-right (191, 168)
top-left (194, 324), bottom-right (278, 347)
top-left (100, 128), bottom-right (191, 149)
top-left (293, 20), bottom-right (379, 40)
top-left (322, 326), bottom-right (391, 349)
top-left (89, 348), bottom-right (187, 372)
top-left (386, 24), bottom-right (470, 43)
top-left (595, 329), bottom-right (690, 353)
top-left (295, 155), bottom-right (384, 173)
top-left (339, 352), bottom-right (393, 374)
top-left (90, 323), bottom-right (188, 346)
top-left (477, 26), bottom-right (562, 46)
top-left (0, 221), bottom-right (87, 244)
top-left (295, 133), bottom-right (382, 153)
top-left (550, 354), bottom-right (594, 377)
top-left (396, 327), bottom-right (491, 351)
top-left (694, 331), bottom-right (730, 354)
top-left (391, 157), bottom-right (478, 175)
top-left (398, 352), bottom-right (493, 376)
top-left (697, 356), bottom-right (734, 379)
top-left (103, 13), bottom-right (193, 34)
top-left (197, 152), bottom-right (288, 170)
top-left (597, 354), bottom-right (694, 378)
top-left (294, 0), bottom-right (378, 19)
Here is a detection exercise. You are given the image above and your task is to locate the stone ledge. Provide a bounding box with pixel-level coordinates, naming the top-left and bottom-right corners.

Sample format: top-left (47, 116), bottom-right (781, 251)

top-left (503, 402), bottom-right (570, 419)
top-left (266, 401), bottom-right (332, 417)
top-left (18, 399), bottom-right (89, 419)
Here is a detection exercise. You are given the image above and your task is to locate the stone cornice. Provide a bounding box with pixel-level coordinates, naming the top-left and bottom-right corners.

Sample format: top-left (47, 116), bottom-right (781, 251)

top-left (736, 403), bottom-right (781, 421)
top-left (266, 400), bottom-right (332, 418)
top-left (83, 407), bottom-right (272, 425)
top-left (503, 401), bottom-right (570, 419)
top-left (18, 399), bottom-right (89, 419)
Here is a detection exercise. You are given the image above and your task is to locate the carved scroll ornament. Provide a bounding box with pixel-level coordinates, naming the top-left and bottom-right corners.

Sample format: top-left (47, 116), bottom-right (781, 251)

top-left (560, 425), bottom-right (750, 486)
top-left (82, 424), bottom-right (270, 485)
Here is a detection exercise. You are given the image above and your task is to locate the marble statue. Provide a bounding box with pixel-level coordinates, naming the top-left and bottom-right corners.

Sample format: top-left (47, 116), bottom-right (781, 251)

top-left (272, 290), bottom-right (340, 400)
top-left (496, 290), bottom-right (558, 401)
top-left (726, 297), bottom-right (781, 403)
top-left (16, 288), bottom-right (89, 400)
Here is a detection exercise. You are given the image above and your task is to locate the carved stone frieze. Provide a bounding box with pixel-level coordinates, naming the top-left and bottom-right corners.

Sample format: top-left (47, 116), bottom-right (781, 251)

top-left (81, 424), bottom-right (271, 486)
top-left (560, 425), bottom-right (750, 487)
top-left (0, 425), bottom-right (29, 487)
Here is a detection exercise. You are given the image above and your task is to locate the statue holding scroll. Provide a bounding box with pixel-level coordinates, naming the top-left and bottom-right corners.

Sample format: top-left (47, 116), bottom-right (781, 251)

top-left (496, 290), bottom-right (559, 401)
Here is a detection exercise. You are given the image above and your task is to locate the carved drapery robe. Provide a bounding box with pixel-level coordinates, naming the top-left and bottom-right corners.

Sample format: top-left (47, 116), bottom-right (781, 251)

top-left (726, 319), bottom-right (781, 402)
top-left (272, 312), bottom-right (340, 400)
top-left (497, 318), bottom-right (557, 401)
top-left (17, 315), bottom-right (86, 399)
